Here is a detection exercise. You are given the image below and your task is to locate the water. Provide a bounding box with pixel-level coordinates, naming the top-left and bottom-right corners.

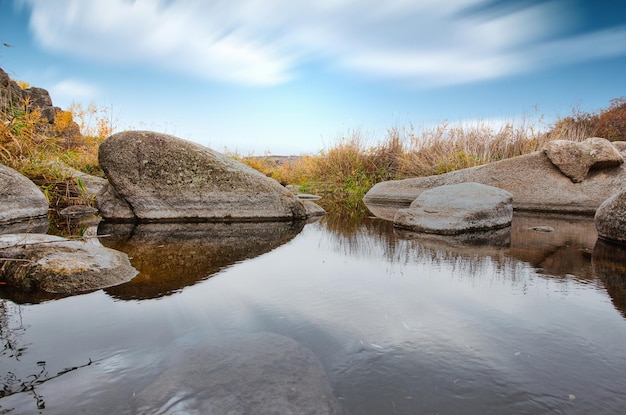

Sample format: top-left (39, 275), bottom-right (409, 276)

top-left (1, 213), bottom-right (626, 414)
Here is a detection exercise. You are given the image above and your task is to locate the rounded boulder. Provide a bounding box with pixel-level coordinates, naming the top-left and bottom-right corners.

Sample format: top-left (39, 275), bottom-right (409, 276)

top-left (393, 182), bottom-right (513, 234)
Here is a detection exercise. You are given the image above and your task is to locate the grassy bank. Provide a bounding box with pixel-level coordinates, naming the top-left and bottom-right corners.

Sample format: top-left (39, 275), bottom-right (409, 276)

top-left (238, 98), bottom-right (626, 213)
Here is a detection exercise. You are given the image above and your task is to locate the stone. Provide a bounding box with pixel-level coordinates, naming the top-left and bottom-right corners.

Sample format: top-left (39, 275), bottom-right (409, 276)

top-left (303, 200), bottom-right (326, 217)
top-left (135, 331), bottom-right (343, 415)
top-left (393, 182), bottom-right (513, 234)
top-left (0, 233), bottom-right (138, 294)
top-left (59, 205), bottom-right (99, 218)
top-left (595, 187), bottom-right (626, 244)
top-left (544, 137), bottom-right (623, 183)
top-left (364, 150), bottom-right (626, 219)
top-left (0, 163), bottom-right (49, 225)
top-left (25, 86), bottom-right (55, 123)
top-left (0, 68), bottom-right (58, 124)
top-left (97, 131), bottom-right (308, 222)
top-left (0, 67), bottom-right (25, 110)
top-left (612, 141), bottom-right (626, 155)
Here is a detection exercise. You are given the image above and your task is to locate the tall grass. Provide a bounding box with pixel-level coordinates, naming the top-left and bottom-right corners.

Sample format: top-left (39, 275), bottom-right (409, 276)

top-left (0, 96), bottom-right (113, 181)
top-left (239, 109), bottom-right (620, 214)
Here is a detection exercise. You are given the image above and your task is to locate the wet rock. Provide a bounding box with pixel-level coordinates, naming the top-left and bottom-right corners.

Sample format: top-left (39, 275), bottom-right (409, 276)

top-left (393, 183), bottom-right (513, 234)
top-left (136, 331), bottom-right (343, 415)
top-left (364, 149), bottom-right (626, 218)
top-left (59, 205), bottom-right (99, 218)
top-left (595, 187), bottom-right (626, 245)
top-left (0, 163), bottom-right (49, 225)
top-left (0, 217), bottom-right (49, 235)
top-left (97, 131), bottom-right (307, 222)
top-left (544, 137), bottom-right (624, 183)
top-left (303, 200), bottom-right (326, 217)
top-left (0, 233), bottom-right (137, 294)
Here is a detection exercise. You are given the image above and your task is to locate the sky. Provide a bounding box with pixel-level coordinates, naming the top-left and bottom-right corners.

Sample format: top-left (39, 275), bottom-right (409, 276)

top-left (1, 0), bottom-right (626, 155)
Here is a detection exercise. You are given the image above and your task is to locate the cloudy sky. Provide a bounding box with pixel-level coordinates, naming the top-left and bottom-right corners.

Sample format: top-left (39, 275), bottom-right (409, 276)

top-left (1, 0), bottom-right (625, 154)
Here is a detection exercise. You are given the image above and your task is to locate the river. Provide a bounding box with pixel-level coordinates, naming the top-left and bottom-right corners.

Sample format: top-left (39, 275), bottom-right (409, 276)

top-left (1, 211), bottom-right (626, 414)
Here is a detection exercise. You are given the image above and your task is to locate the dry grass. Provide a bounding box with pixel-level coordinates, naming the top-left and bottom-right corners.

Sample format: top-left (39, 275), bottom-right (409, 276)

top-left (239, 102), bottom-right (625, 213)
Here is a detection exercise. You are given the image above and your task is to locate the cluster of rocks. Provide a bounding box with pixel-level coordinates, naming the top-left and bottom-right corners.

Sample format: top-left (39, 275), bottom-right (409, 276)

top-left (1, 130), bottom-right (324, 299)
top-left (364, 137), bottom-right (626, 244)
top-left (1, 67), bottom-right (57, 123)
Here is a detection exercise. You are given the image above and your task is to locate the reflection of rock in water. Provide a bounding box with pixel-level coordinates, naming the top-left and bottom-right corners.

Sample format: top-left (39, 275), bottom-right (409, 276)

top-left (593, 240), bottom-right (626, 318)
top-left (134, 331), bottom-right (343, 415)
top-left (508, 213), bottom-right (597, 279)
top-left (99, 221), bottom-right (305, 300)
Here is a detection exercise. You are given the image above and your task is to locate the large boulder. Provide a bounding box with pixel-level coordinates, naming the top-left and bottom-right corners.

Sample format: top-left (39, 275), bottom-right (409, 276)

top-left (364, 142), bottom-right (626, 219)
top-left (394, 183), bottom-right (513, 234)
top-left (0, 163), bottom-right (49, 226)
top-left (544, 137), bottom-right (624, 183)
top-left (595, 187), bottom-right (626, 244)
top-left (96, 131), bottom-right (307, 222)
top-left (135, 331), bottom-right (343, 415)
top-left (0, 233), bottom-right (137, 294)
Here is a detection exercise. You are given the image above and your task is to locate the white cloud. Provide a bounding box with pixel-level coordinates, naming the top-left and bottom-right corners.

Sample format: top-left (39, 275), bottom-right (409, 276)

top-left (49, 79), bottom-right (100, 102)
top-left (18, 0), bottom-right (626, 87)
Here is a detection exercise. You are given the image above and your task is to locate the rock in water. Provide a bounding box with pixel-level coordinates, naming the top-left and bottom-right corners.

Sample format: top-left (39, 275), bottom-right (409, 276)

top-left (595, 187), bottom-right (626, 245)
top-left (136, 331), bottom-right (343, 415)
top-left (0, 164), bottom-right (49, 226)
top-left (394, 182), bottom-right (513, 234)
top-left (0, 233), bottom-right (137, 294)
top-left (364, 143), bottom-right (626, 219)
top-left (96, 131), bottom-right (307, 222)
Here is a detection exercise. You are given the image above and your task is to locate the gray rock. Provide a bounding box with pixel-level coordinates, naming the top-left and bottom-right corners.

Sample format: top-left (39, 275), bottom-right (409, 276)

top-left (0, 217), bottom-right (49, 235)
top-left (364, 150), bottom-right (626, 219)
top-left (0, 233), bottom-right (137, 294)
top-left (612, 141), bottom-right (626, 156)
top-left (544, 137), bottom-right (623, 183)
top-left (595, 187), bottom-right (626, 245)
top-left (135, 331), bottom-right (343, 415)
top-left (0, 68), bottom-right (60, 124)
top-left (0, 163), bottom-right (49, 225)
top-left (394, 183), bottom-right (513, 234)
top-left (97, 131), bottom-right (307, 222)
top-left (59, 205), bottom-right (99, 218)
top-left (303, 200), bottom-right (326, 217)
top-left (0, 67), bottom-right (25, 110)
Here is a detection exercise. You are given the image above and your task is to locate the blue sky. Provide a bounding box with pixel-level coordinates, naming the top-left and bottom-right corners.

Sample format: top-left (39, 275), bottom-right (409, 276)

top-left (1, 0), bottom-right (625, 155)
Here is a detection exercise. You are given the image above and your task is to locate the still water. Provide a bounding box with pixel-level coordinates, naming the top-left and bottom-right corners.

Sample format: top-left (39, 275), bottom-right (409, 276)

top-left (1, 212), bottom-right (626, 414)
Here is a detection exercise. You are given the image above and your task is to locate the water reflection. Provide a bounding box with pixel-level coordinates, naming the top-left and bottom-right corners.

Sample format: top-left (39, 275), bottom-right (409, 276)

top-left (319, 210), bottom-right (626, 315)
top-left (98, 220), bottom-right (305, 300)
top-left (593, 240), bottom-right (626, 317)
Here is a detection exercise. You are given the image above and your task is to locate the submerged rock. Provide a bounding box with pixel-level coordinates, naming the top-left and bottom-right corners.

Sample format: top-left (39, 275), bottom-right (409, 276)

top-left (595, 187), bottom-right (626, 245)
top-left (0, 233), bottom-right (137, 294)
top-left (393, 183), bottom-right (513, 234)
top-left (0, 163), bottom-right (49, 226)
top-left (97, 131), bottom-right (307, 222)
top-left (135, 331), bottom-right (343, 415)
